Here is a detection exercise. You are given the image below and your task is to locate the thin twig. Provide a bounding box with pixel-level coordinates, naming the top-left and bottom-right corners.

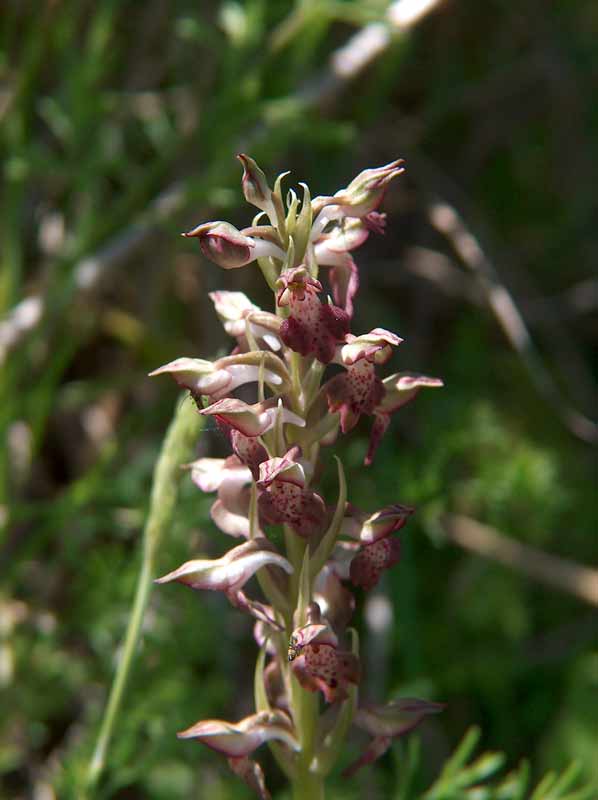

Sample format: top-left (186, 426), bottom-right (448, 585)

top-left (443, 513), bottom-right (598, 607)
top-left (84, 396), bottom-right (202, 794)
top-left (427, 200), bottom-right (598, 445)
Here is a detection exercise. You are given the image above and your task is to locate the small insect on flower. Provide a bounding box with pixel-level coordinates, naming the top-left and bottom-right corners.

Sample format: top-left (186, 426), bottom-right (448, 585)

top-left (287, 634), bottom-right (301, 662)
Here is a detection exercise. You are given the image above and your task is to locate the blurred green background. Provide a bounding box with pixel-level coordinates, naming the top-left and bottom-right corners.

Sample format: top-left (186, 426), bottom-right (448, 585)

top-left (1, 1), bottom-right (596, 798)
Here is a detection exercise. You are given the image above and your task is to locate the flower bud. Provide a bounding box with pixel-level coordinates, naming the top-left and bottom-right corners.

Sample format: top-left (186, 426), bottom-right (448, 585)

top-left (183, 221), bottom-right (285, 269)
top-left (237, 154), bottom-right (276, 218)
top-left (340, 328), bottom-right (403, 366)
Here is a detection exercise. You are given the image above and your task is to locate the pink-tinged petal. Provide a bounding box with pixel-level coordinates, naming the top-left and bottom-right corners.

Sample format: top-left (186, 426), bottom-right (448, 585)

top-left (263, 658), bottom-right (289, 712)
top-left (342, 735), bottom-right (392, 778)
top-left (237, 153), bottom-right (275, 218)
top-left (313, 246), bottom-right (360, 318)
top-left (363, 211), bottom-right (387, 234)
top-left (210, 497), bottom-right (251, 538)
top-left (341, 328), bottom-right (403, 366)
top-left (276, 266), bottom-right (322, 307)
top-left (245, 312), bottom-right (283, 352)
top-left (355, 698), bottom-right (446, 737)
top-left (253, 621), bottom-right (278, 654)
top-left (187, 456), bottom-right (254, 538)
top-left (228, 756), bottom-right (271, 800)
top-left (364, 412), bottom-right (390, 466)
top-left (150, 352), bottom-right (288, 400)
top-left (358, 504), bottom-right (415, 544)
top-left (343, 698), bottom-right (444, 777)
top-left (378, 371), bottom-right (444, 414)
top-left (349, 536), bottom-right (402, 591)
top-left (187, 457), bottom-right (249, 493)
top-left (326, 359), bottom-right (385, 434)
top-left (292, 644), bottom-right (360, 703)
top-left (257, 449), bottom-right (325, 538)
top-left (258, 480), bottom-right (326, 538)
top-left (201, 398), bottom-right (304, 438)
top-left (291, 622), bottom-right (338, 650)
top-left (277, 266), bottom-right (349, 364)
top-left (215, 351), bottom-right (290, 391)
top-left (230, 429), bottom-right (268, 479)
top-left (209, 290), bottom-right (260, 337)
top-left (315, 217), bottom-right (371, 254)
top-left (177, 711), bottom-right (299, 757)
top-left (149, 357), bottom-right (230, 396)
top-left (314, 564), bottom-right (356, 632)
top-left (208, 292), bottom-right (282, 352)
top-left (364, 373), bottom-right (444, 465)
top-left (228, 589), bottom-right (283, 630)
top-left (155, 539), bottom-right (292, 594)
top-left (257, 446), bottom-right (305, 487)
top-left (327, 541), bottom-right (360, 581)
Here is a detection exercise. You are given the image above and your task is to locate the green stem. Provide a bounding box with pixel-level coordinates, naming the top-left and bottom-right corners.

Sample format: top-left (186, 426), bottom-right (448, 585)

top-left (84, 396), bottom-right (202, 794)
top-left (291, 674), bottom-right (324, 800)
top-left (292, 769), bottom-right (325, 800)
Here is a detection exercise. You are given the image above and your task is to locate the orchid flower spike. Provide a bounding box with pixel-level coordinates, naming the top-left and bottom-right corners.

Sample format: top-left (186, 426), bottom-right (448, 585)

top-left (154, 154), bottom-right (444, 798)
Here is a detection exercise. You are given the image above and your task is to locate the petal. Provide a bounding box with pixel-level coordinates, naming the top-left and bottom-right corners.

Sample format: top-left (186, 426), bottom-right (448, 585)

top-left (328, 252), bottom-right (359, 318)
top-left (354, 698), bottom-right (445, 737)
top-left (230, 429), bottom-right (268, 478)
top-left (228, 756), bottom-right (271, 800)
top-left (210, 497), bottom-right (251, 538)
top-left (202, 398), bottom-right (304, 437)
top-left (209, 290), bottom-right (259, 337)
top-left (229, 589), bottom-right (283, 630)
top-left (149, 357), bottom-right (230, 396)
top-left (313, 564), bottom-right (356, 632)
top-left (216, 351), bottom-right (291, 392)
top-left (364, 412), bottom-right (390, 466)
top-left (343, 697), bottom-right (445, 777)
top-left (258, 479), bottom-right (326, 538)
top-left (177, 711), bottom-right (299, 757)
top-left (359, 504), bottom-right (415, 544)
top-left (291, 621), bottom-right (338, 650)
top-left (315, 218), bottom-right (370, 254)
top-left (187, 457), bottom-right (244, 493)
top-left (349, 536), bottom-right (402, 590)
top-left (292, 644), bottom-right (360, 703)
top-left (326, 360), bottom-right (384, 434)
top-left (156, 539), bottom-right (292, 593)
top-left (378, 371), bottom-right (444, 414)
top-left (342, 735), bottom-right (392, 778)
top-left (341, 328), bottom-right (403, 366)
top-left (257, 448), bottom-right (306, 489)
top-left (277, 267), bottom-right (349, 364)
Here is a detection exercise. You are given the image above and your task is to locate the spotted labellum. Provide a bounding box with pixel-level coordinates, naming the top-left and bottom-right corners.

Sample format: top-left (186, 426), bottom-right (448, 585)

top-left (151, 155), bottom-right (444, 799)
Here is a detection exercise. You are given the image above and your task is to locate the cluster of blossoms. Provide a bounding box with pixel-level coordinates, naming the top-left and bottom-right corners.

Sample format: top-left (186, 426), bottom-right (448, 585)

top-left (151, 155), bottom-right (444, 799)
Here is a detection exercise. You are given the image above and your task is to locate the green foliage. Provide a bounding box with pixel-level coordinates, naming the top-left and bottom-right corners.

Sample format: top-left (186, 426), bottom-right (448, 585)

top-left (420, 727), bottom-right (596, 800)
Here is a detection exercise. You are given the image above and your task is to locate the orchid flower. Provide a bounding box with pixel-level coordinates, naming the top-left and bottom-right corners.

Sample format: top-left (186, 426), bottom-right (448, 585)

top-left (151, 155), bottom-right (444, 799)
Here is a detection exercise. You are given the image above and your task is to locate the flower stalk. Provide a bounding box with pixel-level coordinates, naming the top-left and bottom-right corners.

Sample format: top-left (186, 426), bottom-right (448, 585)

top-left (150, 156), bottom-right (444, 798)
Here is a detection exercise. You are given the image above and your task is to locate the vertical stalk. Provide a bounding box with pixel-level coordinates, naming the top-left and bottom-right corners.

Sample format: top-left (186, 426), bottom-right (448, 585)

top-left (84, 396), bottom-right (202, 794)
